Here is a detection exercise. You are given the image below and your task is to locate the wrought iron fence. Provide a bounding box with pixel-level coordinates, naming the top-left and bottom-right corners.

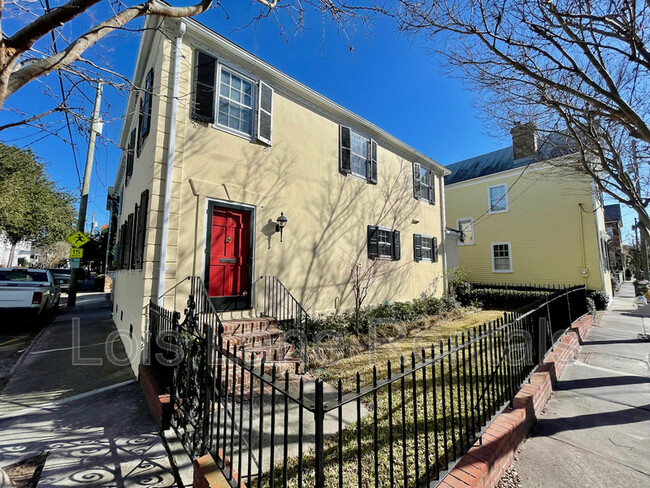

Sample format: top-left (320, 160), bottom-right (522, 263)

top-left (148, 283), bottom-right (587, 488)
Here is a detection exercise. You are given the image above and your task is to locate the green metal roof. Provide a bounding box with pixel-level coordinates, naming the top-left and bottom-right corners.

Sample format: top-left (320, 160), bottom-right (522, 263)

top-left (444, 147), bottom-right (529, 185)
top-left (445, 134), bottom-right (576, 185)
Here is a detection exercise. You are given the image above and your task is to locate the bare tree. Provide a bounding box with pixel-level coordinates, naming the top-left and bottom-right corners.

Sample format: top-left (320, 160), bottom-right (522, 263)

top-left (391, 0), bottom-right (650, 241)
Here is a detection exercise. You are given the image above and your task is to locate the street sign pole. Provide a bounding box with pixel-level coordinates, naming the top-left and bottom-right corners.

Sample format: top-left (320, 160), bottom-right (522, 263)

top-left (68, 81), bottom-right (103, 307)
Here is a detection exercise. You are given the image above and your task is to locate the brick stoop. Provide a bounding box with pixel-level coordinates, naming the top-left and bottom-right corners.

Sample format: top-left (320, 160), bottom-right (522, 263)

top-left (139, 364), bottom-right (172, 430)
top-left (440, 314), bottom-right (595, 488)
top-left (219, 317), bottom-right (304, 398)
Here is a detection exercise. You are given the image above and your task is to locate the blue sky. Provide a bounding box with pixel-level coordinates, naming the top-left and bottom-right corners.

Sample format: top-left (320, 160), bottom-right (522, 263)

top-left (0, 3), bottom-right (636, 238)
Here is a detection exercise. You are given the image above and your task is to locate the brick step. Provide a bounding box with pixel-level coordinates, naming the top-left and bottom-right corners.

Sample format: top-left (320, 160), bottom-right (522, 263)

top-left (220, 317), bottom-right (277, 335)
top-left (238, 343), bottom-right (295, 363)
top-left (223, 329), bottom-right (285, 348)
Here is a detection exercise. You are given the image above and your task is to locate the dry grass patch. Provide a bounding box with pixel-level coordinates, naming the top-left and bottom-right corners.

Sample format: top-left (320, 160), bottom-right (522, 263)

top-left (311, 309), bottom-right (504, 391)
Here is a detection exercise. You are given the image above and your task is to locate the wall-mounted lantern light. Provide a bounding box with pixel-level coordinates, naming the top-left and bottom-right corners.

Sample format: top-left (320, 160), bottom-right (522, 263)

top-left (276, 212), bottom-right (288, 242)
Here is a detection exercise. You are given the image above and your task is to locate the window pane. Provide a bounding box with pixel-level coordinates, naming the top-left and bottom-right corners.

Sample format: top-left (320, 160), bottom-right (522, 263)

top-left (218, 68), bottom-right (254, 135)
top-left (421, 236), bottom-right (433, 260)
top-left (459, 219), bottom-right (473, 243)
top-left (378, 230), bottom-right (392, 257)
top-left (490, 185), bottom-right (507, 211)
top-left (493, 244), bottom-right (511, 270)
top-left (350, 130), bottom-right (369, 177)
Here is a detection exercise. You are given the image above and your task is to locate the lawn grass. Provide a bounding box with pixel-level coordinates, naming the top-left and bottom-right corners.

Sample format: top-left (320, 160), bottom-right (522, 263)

top-left (259, 309), bottom-right (509, 488)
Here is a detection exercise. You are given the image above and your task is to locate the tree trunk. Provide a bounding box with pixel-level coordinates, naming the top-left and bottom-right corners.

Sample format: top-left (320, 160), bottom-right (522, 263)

top-left (6, 241), bottom-right (17, 267)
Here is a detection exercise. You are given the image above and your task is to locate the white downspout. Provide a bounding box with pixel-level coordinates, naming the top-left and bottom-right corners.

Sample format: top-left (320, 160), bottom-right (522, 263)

top-left (439, 173), bottom-right (448, 295)
top-left (157, 21), bottom-right (186, 306)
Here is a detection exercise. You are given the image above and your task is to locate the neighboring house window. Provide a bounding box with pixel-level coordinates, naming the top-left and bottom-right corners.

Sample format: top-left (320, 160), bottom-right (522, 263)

top-left (138, 68), bottom-right (154, 156)
top-left (413, 162), bottom-right (435, 204)
top-left (492, 242), bottom-right (512, 272)
top-left (488, 184), bottom-right (508, 213)
top-left (218, 67), bottom-right (254, 136)
top-left (339, 126), bottom-right (378, 184)
top-left (414, 234), bottom-right (438, 262)
top-left (125, 129), bottom-right (136, 187)
top-left (457, 218), bottom-right (474, 245)
top-left (367, 225), bottom-right (400, 260)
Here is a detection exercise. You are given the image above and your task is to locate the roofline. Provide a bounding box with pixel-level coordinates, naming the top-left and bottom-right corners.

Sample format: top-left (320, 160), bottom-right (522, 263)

top-left (445, 160), bottom-right (550, 189)
top-left (175, 16), bottom-right (449, 175)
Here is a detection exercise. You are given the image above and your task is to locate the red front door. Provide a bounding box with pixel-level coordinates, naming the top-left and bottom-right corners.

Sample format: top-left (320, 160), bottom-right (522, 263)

top-left (207, 206), bottom-right (251, 310)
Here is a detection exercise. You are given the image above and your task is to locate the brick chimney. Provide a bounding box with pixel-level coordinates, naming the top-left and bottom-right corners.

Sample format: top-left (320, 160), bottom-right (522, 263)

top-left (510, 122), bottom-right (538, 160)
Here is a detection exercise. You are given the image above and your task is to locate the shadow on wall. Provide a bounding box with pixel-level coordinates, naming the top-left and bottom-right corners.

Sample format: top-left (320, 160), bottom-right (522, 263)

top-left (179, 127), bottom-right (430, 314)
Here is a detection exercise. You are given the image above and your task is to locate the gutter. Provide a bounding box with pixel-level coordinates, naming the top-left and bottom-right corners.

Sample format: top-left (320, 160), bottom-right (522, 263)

top-left (439, 175), bottom-right (448, 294)
top-left (157, 21), bottom-right (186, 306)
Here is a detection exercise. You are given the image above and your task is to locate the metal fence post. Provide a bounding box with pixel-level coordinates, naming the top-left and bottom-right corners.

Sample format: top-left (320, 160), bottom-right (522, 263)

top-left (314, 378), bottom-right (325, 487)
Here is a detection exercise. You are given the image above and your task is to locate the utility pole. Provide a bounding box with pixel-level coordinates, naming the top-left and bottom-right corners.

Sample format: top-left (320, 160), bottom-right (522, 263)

top-left (68, 81), bottom-right (103, 307)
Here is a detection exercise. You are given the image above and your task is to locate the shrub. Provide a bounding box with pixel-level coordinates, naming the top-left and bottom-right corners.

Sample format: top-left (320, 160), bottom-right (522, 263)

top-left (305, 293), bottom-right (458, 342)
top-left (587, 289), bottom-right (609, 310)
top-left (586, 297), bottom-right (596, 315)
top-left (455, 282), bottom-right (473, 306)
top-left (456, 286), bottom-right (550, 310)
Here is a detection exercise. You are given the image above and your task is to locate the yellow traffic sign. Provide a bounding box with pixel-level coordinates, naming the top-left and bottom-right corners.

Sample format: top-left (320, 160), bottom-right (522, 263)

top-left (69, 248), bottom-right (84, 259)
top-left (68, 231), bottom-right (90, 248)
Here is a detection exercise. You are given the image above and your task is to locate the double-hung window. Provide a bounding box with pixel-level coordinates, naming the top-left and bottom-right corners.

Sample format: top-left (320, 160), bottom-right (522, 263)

top-left (413, 234), bottom-right (438, 262)
top-left (413, 162), bottom-right (435, 204)
top-left (218, 67), bottom-right (254, 136)
top-left (368, 226), bottom-right (400, 260)
top-left (488, 184), bottom-right (508, 213)
top-left (339, 126), bottom-right (378, 184)
top-left (138, 68), bottom-right (154, 156)
top-left (457, 218), bottom-right (474, 245)
top-left (191, 50), bottom-right (274, 144)
top-left (491, 242), bottom-right (512, 272)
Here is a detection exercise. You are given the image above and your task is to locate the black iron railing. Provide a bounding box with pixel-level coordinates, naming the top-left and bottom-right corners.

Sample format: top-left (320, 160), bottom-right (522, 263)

top-left (149, 284), bottom-right (588, 488)
top-left (257, 276), bottom-right (311, 330)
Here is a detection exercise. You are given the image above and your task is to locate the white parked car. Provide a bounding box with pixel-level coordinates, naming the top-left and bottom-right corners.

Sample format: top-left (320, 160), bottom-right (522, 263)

top-left (0, 268), bottom-right (61, 318)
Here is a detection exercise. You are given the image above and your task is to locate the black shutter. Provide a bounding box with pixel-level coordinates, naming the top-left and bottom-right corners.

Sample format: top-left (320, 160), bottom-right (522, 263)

top-left (126, 129), bottom-right (136, 186)
top-left (257, 81), bottom-right (273, 145)
top-left (116, 225), bottom-right (124, 269)
top-left (192, 50), bottom-right (216, 123)
top-left (433, 236), bottom-right (439, 262)
top-left (132, 203), bottom-right (140, 268)
top-left (125, 213), bottom-right (134, 269)
top-left (137, 190), bottom-right (149, 270)
top-left (368, 139), bottom-right (378, 184)
top-left (392, 230), bottom-right (401, 261)
top-left (413, 234), bottom-right (422, 262)
top-left (367, 225), bottom-right (379, 259)
top-left (340, 126), bottom-right (351, 174)
top-left (428, 170), bottom-right (435, 204)
top-left (413, 162), bottom-right (421, 199)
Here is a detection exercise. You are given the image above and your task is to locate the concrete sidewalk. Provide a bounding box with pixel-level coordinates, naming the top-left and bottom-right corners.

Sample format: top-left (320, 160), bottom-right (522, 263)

top-left (0, 293), bottom-right (180, 487)
top-left (512, 282), bottom-right (650, 487)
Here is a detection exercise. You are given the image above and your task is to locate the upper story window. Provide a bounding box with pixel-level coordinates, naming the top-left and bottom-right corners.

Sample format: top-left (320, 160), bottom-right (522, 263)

top-left (339, 126), bottom-right (377, 184)
top-left (191, 50), bottom-right (274, 145)
top-left (367, 225), bottom-right (400, 260)
top-left (125, 129), bottom-right (136, 187)
top-left (218, 68), bottom-right (254, 136)
top-left (457, 217), bottom-right (474, 245)
top-left (413, 234), bottom-right (438, 262)
top-left (488, 183), bottom-right (508, 213)
top-left (413, 163), bottom-right (435, 204)
top-left (491, 242), bottom-right (512, 272)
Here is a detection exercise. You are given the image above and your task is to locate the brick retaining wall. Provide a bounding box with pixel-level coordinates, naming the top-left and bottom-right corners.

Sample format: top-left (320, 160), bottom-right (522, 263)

top-left (439, 314), bottom-right (595, 488)
top-left (139, 364), bottom-right (172, 430)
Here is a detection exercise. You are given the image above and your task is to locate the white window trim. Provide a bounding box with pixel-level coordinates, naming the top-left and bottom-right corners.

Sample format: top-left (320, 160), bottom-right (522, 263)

top-left (491, 241), bottom-right (513, 273)
top-left (487, 183), bottom-right (509, 214)
top-left (414, 164), bottom-right (432, 203)
top-left (376, 226), bottom-right (394, 259)
top-left (418, 233), bottom-right (434, 262)
top-left (213, 62), bottom-right (257, 141)
top-left (456, 217), bottom-right (474, 246)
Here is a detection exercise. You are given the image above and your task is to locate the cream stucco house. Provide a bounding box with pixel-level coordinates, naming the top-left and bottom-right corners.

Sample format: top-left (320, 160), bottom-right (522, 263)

top-left (445, 123), bottom-right (612, 295)
top-left (110, 15), bottom-right (450, 373)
